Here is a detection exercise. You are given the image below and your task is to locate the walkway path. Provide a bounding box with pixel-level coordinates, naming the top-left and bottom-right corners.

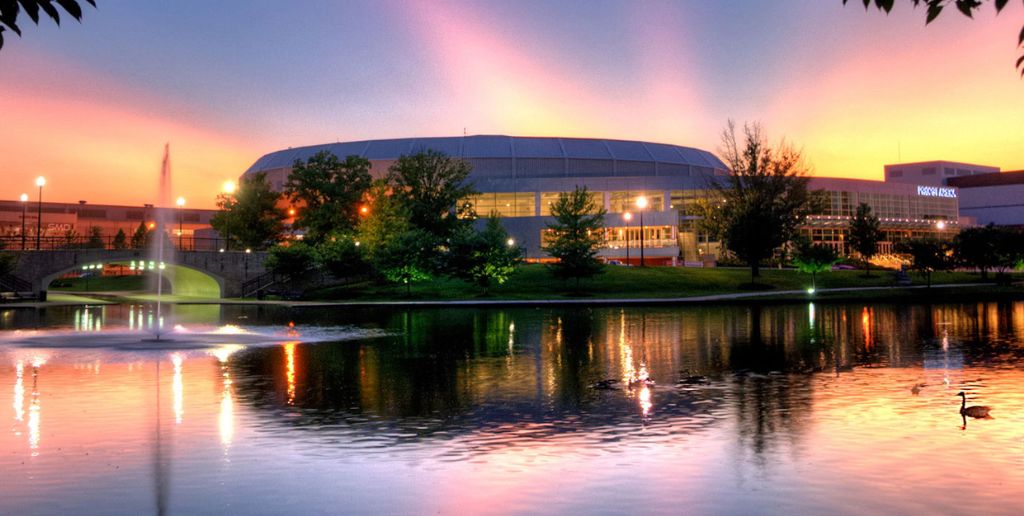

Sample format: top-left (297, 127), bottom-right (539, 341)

top-left (292, 283), bottom-right (994, 308)
top-left (0, 283), bottom-right (1002, 309)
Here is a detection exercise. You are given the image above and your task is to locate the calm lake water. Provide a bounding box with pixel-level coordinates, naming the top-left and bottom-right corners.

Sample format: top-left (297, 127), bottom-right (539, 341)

top-left (2, 301), bottom-right (1024, 515)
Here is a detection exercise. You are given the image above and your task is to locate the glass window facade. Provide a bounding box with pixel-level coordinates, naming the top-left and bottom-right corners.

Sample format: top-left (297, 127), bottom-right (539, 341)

top-left (539, 191), bottom-right (602, 216)
top-left (468, 192), bottom-right (536, 218)
top-left (815, 191), bottom-right (957, 221)
top-left (608, 190), bottom-right (664, 213)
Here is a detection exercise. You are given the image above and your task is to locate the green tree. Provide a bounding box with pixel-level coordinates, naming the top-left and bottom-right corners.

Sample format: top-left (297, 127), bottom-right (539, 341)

top-left (844, 0), bottom-right (1024, 76)
top-left (387, 149), bottom-right (477, 243)
top-left (450, 214), bottom-right (523, 294)
top-left (847, 202), bottom-right (883, 276)
top-left (897, 238), bottom-right (951, 287)
top-left (112, 228), bottom-right (127, 250)
top-left (210, 171), bottom-right (285, 251)
top-left (355, 180), bottom-right (435, 291)
top-left (315, 235), bottom-right (368, 278)
top-left (130, 221), bottom-right (148, 249)
top-left (998, 227), bottom-right (1024, 271)
top-left (953, 224), bottom-right (1000, 278)
top-left (285, 151), bottom-right (373, 243)
top-left (0, 0), bottom-right (95, 50)
top-left (373, 228), bottom-right (434, 295)
top-left (709, 121), bottom-right (821, 282)
top-left (543, 186), bottom-right (606, 290)
top-left (86, 226), bottom-right (104, 249)
top-left (793, 238), bottom-right (840, 291)
top-left (265, 242), bottom-right (318, 280)
top-left (356, 180), bottom-right (411, 263)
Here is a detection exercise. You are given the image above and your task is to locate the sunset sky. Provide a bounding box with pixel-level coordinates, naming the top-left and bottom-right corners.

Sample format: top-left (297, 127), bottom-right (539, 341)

top-left (1, 0), bottom-right (1022, 208)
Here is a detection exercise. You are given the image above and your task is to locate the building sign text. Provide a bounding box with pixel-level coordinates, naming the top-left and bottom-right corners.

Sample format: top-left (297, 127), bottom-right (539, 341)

top-left (916, 185), bottom-right (957, 198)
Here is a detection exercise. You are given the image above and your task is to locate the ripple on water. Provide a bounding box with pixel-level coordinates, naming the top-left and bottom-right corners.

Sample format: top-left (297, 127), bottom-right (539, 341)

top-left (4, 302), bottom-right (1024, 515)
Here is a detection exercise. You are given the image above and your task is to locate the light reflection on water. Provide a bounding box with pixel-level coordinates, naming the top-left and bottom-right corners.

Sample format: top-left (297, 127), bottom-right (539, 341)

top-left (1, 301), bottom-right (1024, 514)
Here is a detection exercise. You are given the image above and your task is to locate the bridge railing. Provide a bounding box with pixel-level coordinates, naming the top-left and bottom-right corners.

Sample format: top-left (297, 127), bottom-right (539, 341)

top-left (0, 273), bottom-right (34, 297)
top-left (0, 236), bottom-right (238, 252)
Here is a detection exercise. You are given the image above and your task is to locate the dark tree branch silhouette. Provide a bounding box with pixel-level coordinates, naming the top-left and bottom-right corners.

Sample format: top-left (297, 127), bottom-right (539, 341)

top-left (0, 1), bottom-right (96, 50)
top-left (843, 0), bottom-right (1024, 76)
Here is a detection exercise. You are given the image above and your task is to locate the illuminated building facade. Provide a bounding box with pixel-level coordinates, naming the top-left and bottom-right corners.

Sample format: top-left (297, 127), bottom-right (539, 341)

top-left (244, 136), bottom-right (968, 265)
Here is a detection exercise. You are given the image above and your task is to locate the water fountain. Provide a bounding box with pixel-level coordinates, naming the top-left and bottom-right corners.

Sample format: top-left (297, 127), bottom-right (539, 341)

top-left (148, 143), bottom-right (172, 341)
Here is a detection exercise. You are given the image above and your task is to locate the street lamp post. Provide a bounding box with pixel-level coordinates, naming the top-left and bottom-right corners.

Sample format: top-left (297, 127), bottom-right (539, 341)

top-left (176, 196), bottom-right (186, 250)
top-left (635, 196), bottom-right (648, 267)
top-left (623, 212), bottom-right (632, 265)
top-left (19, 193), bottom-right (28, 250)
top-left (35, 176), bottom-right (45, 250)
top-left (222, 181), bottom-right (236, 250)
top-left (244, 248), bottom-right (251, 285)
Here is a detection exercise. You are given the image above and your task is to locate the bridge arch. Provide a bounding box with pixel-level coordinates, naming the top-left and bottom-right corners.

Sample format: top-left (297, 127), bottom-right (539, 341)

top-left (10, 249), bottom-right (267, 299)
top-left (39, 260), bottom-right (224, 299)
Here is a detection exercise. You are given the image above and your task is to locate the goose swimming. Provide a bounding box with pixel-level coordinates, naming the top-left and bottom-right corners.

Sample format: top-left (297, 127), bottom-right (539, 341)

top-left (958, 391), bottom-right (992, 419)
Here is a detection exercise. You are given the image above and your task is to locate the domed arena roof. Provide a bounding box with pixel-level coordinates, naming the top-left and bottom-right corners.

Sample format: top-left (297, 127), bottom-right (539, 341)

top-left (243, 135), bottom-right (727, 181)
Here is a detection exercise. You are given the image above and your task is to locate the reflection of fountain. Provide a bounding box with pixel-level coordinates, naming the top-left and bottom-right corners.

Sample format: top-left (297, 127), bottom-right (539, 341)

top-left (152, 358), bottom-right (169, 516)
top-left (172, 354), bottom-right (184, 424)
top-left (28, 362), bottom-right (40, 455)
top-left (12, 361), bottom-right (24, 423)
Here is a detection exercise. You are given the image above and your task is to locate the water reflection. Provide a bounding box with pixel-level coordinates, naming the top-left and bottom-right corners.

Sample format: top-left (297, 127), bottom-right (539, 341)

top-left (27, 363), bottom-right (40, 454)
top-left (283, 342), bottom-right (297, 406)
top-left (214, 347), bottom-right (237, 450)
top-left (3, 301), bottom-right (1024, 514)
top-left (171, 354), bottom-right (183, 425)
top-left (73, 307), bottom-right (103, 332)
top-left (12, 361), bottom-right (24, 423)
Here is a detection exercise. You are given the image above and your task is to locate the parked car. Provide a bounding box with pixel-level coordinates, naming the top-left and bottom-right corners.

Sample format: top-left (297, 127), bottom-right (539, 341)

top-left (832, 264), bottom-right (857, 270)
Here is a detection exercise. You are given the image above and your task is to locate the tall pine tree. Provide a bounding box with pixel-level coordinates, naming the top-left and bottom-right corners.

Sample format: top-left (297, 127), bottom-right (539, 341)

top-left (543, 186), bottom-right (606, 291)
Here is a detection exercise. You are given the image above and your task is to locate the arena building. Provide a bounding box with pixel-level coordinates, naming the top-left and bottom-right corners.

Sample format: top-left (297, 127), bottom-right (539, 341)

top-left (243, 135), bottom-right (963, 265)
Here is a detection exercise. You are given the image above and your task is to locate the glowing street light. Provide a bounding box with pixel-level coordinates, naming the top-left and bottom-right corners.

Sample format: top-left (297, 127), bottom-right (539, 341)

top-left (506, 238), bottom-right (515, 247)
top-left (35, 176), bottom-right (45, 250)
top-left (176, 196), bottom-right (186, 250)
top-left (635, 195), bottom-right (648, 267)
top-left (19, 193), bottom-right (28, 250)
top-left (935, 220), bottom-right (947, 230)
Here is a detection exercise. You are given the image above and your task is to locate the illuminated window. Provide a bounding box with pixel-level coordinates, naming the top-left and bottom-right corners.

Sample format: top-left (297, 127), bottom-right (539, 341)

top-left (466, 192), bottom-right (536, 218)
top-left (540, 191), bottom-right (603, 216)
top-left (608, 191), bottom-right (663, 213)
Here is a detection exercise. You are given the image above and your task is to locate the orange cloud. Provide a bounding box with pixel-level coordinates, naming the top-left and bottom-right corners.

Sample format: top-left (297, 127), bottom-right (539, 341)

top-left (0, 52), bottom-right (258, 209)
top-left (765, 12), bottom-right (1024, 179)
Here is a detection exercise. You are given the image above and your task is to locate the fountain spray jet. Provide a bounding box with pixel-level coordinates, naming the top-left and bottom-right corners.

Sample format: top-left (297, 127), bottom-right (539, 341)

top-left (152, 144), bottom-right (172, 341)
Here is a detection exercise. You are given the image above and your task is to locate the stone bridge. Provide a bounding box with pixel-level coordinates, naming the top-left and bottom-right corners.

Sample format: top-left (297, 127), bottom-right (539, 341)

top-left (8, 249), bottom-right (269, 299)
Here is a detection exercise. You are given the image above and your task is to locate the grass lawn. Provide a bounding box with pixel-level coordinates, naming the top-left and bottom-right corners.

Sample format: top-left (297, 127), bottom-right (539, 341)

top-left (50, 274), bottom-right (149, 292)
top-left (307, 264), bottom-right (997, 302)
